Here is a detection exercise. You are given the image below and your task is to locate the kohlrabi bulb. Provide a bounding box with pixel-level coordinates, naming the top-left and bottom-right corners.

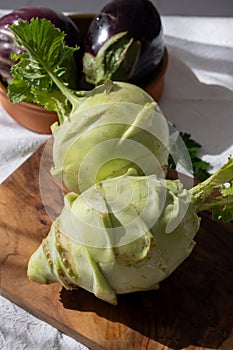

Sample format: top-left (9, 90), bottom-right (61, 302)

top-left (51, 81), bottom-right (170, 193)
top-left (28, 171), bottom-right (199, 305)
top-left (28, 157), bottom-right (233, 305)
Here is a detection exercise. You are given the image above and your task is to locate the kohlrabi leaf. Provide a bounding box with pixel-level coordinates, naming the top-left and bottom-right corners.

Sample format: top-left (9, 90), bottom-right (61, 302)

top-left (8, 18), bottom-right (82, 120)
top-left (83, 32), bottom-right (141, 86)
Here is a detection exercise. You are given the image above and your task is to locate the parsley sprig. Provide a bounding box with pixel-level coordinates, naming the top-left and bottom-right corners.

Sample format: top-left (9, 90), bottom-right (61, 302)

top-left (169, 130), bottom-right (210, 181)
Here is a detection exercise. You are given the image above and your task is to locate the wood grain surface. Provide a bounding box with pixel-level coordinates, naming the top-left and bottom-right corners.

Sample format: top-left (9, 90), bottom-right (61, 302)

top-left (0, 140), bottom-right (233, 350)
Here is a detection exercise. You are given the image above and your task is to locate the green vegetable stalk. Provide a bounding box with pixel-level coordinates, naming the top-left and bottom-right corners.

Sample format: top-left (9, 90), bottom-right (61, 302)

top-left (28, 158), bottom-right (233, 305)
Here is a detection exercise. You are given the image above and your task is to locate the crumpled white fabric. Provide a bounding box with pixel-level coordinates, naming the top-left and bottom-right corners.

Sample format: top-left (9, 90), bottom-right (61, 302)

top-left (0, 297), bottom-right (89, 350)
top-left (160, 17), bottom-right (233, 174)
top-left (0, 110), bottom-right (89, 350)
top-left (0, 14), bottom-right (233, 350)
top-left (0, 104), bottom-right (50, 184)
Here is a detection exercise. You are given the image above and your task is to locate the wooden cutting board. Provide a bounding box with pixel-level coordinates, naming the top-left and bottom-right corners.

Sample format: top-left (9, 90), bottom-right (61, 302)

top-left (1, 139), bottom-right (233, 350)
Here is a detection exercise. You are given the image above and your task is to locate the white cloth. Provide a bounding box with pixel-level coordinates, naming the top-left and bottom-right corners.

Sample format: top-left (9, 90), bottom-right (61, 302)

top-left (0, 298), bottom-right (88, 350)
top-left (0, 103), bottom-right (50, 183)
top-left (0, 13), bottom-right (233, 350)
top-left (160, 17), bottom-right (233, 173)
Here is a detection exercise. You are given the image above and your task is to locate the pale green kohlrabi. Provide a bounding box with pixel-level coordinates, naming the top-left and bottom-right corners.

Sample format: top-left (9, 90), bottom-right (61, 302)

top-left (50, 81), bottom-right (170, 193)
top-left (27, 157), bottom-right (233, 305)
top-left (7, 20), bottom-right (170, 194)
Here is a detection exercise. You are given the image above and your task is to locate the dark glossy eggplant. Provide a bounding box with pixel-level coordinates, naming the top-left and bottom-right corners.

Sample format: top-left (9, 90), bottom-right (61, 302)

top-left (83, 0), bottom-right (165, 86)
top-left (0, 7), bottom-right (84, 83)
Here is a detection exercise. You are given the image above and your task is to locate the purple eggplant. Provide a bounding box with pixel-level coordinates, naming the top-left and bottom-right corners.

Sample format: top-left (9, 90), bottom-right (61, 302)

top-left (0, 7), bottom-right (84, 84)
top-left (83, 0), bottom-right (165, 86)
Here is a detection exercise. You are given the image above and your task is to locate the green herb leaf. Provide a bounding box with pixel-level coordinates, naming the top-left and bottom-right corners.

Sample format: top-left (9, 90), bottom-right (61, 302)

top-left (168, 129), bottom-right (211, 181)
top-left (83, 32), bottom-right (141, 86)
top-left (8, 18), bottom-right (80, 118)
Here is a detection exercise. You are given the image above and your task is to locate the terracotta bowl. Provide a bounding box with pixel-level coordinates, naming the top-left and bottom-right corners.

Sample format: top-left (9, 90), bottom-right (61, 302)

top-left (0, 84), bottom-right (58, 134)
top-left (143, 47), bottom-right (168, 101)
top-left (0, 13), bottom-right (168, 134)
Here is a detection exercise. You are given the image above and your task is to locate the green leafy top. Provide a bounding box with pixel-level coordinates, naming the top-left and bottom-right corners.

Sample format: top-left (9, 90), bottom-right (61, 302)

top-left (8, 18), bottom-right (85, 122)
top-left (7, 19), bottom-right (146, 125)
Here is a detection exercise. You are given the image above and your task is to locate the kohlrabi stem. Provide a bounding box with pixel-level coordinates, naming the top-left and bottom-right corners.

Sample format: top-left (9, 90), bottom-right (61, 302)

top-left (190, 157), bottom-right (233, 203)
top-left (47, 69), bottom-right (85, 111)
top-left (194, 196), bottom-right (233, 213)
